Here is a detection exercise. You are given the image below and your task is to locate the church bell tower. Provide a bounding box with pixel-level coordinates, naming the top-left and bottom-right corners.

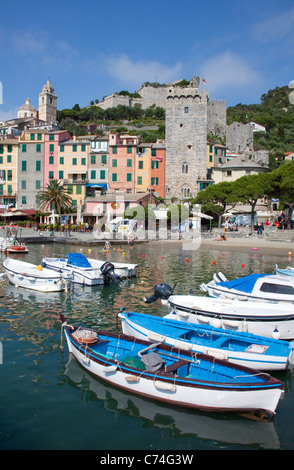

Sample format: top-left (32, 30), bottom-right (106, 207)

top-left (38, 79), bottom-right (57, 125)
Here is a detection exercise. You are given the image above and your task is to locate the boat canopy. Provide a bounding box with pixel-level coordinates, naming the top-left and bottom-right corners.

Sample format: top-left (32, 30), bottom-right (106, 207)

top-left (218, 273), bottom-right (273, 293)
top-left (67, 253), bottom-right (92, 268)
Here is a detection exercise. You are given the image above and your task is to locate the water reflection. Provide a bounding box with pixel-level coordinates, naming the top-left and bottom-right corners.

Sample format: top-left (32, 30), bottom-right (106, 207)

top-left (1, 241), bottom-right (293, 449)
top-left (64, 356), bottom-right (281, 450)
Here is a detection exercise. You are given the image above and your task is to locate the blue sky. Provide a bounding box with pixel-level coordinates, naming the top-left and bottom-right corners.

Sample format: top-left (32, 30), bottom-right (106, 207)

top-left (0, 0), bottom-right (294, 121)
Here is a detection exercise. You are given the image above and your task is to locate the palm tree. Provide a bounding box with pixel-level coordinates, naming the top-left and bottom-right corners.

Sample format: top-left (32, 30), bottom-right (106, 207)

top-left (36, 180), bottom-right (73, 214)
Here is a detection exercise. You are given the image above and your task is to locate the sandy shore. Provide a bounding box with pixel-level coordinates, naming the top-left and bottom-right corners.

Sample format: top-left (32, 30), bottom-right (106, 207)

top-left (198, 236), bottom-right (294, 256)
top-left (13, 226), bottom-right (294, 257)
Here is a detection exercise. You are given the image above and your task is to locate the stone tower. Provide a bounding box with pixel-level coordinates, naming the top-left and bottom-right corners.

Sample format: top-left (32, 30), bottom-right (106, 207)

top-left (165, 76), bottom-right (209, 200)
top-left (38, 80), bottom-right (57, 125)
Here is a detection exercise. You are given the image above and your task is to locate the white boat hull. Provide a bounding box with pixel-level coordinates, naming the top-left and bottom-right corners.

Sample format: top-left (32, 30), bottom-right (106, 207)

top-left (89, 258), bottom-right (138, 278)
top-left (201, 272), bottom-right (294, 303)
top-left (3, 258), bottom-right (69, 292)
top-left (120, 312), bottom-right (294, 371)
top-left (63, 327), bottom-right (284, 416)
top-left (42, 257), bottom-right (104, 286)
top-left (42, 256), bottom-right (138, 286)
top-left (164, 295), bottom-right (294, 340)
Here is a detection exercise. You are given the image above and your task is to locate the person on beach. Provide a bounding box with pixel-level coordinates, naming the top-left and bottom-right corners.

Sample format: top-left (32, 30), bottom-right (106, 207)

top-left (128, 230), bottom-right (134, 248)
top-left (104, 240), bottom-right (111, 251)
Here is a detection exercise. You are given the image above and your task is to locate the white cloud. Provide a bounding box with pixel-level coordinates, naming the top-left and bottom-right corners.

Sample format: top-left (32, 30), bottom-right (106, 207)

top-left (253, 6), bottom-right (294, 43)
top-left (11, 31), bottom-right (79, 71)
top-left (200, 52), bottom-right (262, 93)
top-left (0, 107), bottom-right (19, 121)
top-left (105, 54), bottom-right (182, 86)
top-left (12, 31), bottom-right (47, 55)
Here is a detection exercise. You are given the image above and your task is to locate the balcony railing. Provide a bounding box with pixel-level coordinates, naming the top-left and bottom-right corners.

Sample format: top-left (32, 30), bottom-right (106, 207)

top-left (63, 179), bottom-right (89, 185)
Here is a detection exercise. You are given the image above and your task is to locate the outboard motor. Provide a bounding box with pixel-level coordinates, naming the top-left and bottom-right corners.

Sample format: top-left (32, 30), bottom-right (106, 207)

top-left (100, 261), bottom-right (122, 286)
top-left (143, 283), bottom-right (174, 304)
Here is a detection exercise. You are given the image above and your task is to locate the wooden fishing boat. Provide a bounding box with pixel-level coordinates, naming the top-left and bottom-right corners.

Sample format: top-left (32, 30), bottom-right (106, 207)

top-left (3, 257), bottom-right (71, 292)
top-left (119, 309), bottom-right (294, 371)
top-left (60, 314), bottom-right (284, 416)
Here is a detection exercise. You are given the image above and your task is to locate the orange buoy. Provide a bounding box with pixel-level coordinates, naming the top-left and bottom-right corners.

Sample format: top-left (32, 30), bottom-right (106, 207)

top-left (213, 260), bottom-right (216, 265)
top-left (241, 263), bottom-right (245, 268)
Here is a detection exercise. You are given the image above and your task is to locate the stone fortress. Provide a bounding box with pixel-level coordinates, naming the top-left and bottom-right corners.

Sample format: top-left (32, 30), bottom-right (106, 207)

top-left (96, 76), bottom-right (267, 200)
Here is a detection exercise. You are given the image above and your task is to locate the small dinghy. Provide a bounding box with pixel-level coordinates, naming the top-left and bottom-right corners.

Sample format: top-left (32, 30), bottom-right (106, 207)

top-left (42, 253), bottom-right (122, 286)
top-left (200, 271), bottom-right (294, 303)
top-left (60, 314), bottom-right (284, 416)
top-left (3, 257), bottom-right (71, 292)
top-left (276, 265), bottom-right (294, 277)
top-left (119, 309), bottom-right (294, 371)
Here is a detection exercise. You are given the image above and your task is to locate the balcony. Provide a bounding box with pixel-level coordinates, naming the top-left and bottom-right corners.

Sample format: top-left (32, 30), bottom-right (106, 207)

top-left (63, 179), bottom-right (89, 185)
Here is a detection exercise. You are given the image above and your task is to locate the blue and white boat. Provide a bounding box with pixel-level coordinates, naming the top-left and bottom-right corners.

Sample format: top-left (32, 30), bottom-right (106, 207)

top-left (143, 282), bottom-right (294, 340)
top-left (200, 271), bottom-right (294, 303)
top-left (276, 264), bottom-right (294, 277)
top-left (60, 314), bottom-right (284, 417)
top-left (119, 309), bottom-right (294, 371)
top-left (42, 253), bottom-right (124, 286)
top-left (43, 253), bottom-right (137, 286)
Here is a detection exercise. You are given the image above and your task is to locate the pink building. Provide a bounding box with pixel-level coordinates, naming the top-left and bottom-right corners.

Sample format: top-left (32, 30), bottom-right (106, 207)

top-left (85, 192), bottom-right (153, 225)
top-left (108, 133), bottom-right (140, 192)
top-left (44, 130), bottom-right (71, 187)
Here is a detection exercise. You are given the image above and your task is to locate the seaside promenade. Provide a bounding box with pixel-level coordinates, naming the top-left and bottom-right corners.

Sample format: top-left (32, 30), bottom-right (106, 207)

top-left (10, 225), bottom-right (294, 257)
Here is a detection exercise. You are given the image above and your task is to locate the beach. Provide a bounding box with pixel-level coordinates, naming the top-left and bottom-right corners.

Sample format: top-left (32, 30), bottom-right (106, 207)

top-left (12, 225), bottom-right (294, 258)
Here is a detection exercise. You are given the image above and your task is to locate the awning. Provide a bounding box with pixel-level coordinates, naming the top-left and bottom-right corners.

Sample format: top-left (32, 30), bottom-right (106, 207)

top-left (0, 210), bottom-right (29, 217)
top-left (86, 183), bottom-right (108, 189)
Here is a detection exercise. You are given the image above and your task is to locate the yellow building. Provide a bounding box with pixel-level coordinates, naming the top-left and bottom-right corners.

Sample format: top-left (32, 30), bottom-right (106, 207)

top-left (207, 143), bottom-right (226, 168)
top-left (135, 144), bottom-right (152, 193)
top-left (0, 139), bottom-right (18, 209)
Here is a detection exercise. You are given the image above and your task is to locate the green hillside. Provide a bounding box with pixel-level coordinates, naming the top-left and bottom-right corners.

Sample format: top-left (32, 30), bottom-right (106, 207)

top-left (227, 85), bottom-right (294, 169)
top-left (57, 84), bottom-right (294, 168)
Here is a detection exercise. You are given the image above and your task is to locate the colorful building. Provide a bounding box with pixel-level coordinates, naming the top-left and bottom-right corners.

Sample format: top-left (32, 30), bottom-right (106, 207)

top-left (58, 137), bottom-right (90, 208)
top-left (0, 139), bottom-right (18, 209)
top-left (18, 130), bottom-right (46, 209)
top-left (150, 142), bottom-right (165, 198)
top-left (108, 133), bottom-right (139, 192)
top-left (44, 130), bottom-right (71, 187)
top-left (135, 144), bottom-right (152, 194)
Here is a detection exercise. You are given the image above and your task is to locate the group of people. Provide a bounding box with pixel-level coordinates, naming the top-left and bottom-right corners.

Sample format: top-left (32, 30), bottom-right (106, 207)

top-left (103, 230), bottom-right (135, 251)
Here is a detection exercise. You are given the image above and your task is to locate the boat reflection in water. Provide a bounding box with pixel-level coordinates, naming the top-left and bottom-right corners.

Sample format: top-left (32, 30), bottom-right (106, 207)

top-left (64, 356), bottom-right (281, 450)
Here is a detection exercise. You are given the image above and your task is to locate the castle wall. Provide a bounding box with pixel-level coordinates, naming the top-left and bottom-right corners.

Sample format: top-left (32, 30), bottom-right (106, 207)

top-left (207, 99), bottom-right (227, 136)
top-left (226, 122), bottom-right (253, 153)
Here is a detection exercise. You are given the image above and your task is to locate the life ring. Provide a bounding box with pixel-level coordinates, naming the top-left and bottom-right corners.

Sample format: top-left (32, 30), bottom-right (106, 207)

top-left (73, 329), bottom-right (98, 345)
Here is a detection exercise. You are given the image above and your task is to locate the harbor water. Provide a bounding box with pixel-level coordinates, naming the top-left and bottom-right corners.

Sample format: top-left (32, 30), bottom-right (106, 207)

top-left (1, 239), bottom-right (294, 450)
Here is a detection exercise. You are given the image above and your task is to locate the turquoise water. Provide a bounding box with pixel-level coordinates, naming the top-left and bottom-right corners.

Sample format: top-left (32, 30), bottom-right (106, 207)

top-left (0, 240), bottom-right (294, 450)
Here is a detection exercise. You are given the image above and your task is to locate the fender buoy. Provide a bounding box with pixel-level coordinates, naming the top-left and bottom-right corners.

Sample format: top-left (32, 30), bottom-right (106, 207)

top-left (73, 329), bottom-right (98, 345)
